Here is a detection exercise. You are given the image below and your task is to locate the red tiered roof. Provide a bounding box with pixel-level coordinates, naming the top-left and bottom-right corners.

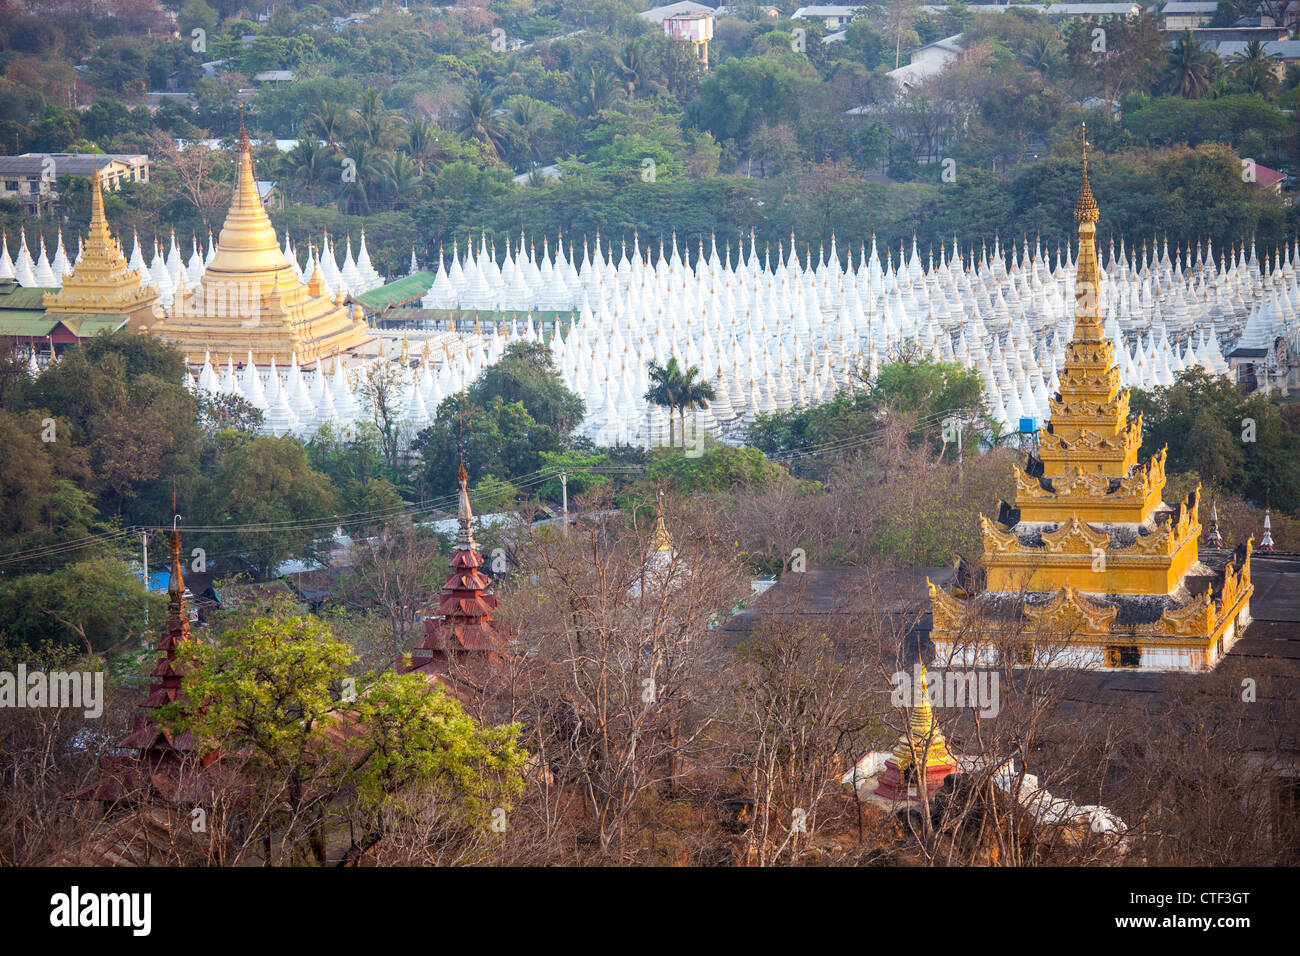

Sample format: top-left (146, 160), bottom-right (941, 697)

top-left (76, 524), bottom-right (214, 804)
top-left (118, 526), bottom-right (196, 756)
top-left (402, 466), bottom-right (505, 683)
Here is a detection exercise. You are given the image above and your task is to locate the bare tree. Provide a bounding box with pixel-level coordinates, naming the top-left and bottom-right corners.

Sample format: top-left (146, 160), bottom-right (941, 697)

top-left (497, 492), bottom-right (750, 862)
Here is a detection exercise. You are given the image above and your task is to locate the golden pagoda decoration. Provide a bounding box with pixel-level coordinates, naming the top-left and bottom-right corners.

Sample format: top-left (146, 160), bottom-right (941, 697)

top-left (149, 111), bottom-right (372, 367)
top-left (42, 171), bottom-right (159, 330)
top-left (873, 663), bottom-right (957, 800)
top-left (649, 491), bottom-right (674, 557)
top-left (927, 127), bottom-right (1253, 672)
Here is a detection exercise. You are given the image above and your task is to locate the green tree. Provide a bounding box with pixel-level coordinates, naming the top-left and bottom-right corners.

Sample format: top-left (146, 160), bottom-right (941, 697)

top-left (1227, 40), bottom-right (1281, 97)
top-left (1131, 368), bottom-right (1300, 512)
top-left (645, 356), bottom-right (715, 448)
top-left (0, 558), bottom-right (165, 653)
top-left (177, 0), bottom-right (218, 39)
top-left (642, 442), bottom-right (793, 495)
top-left (199, 435), bottom-right (340, 579)
top-left (416, 394), bottom-right (564, 498)
top-left (1164, 30), bottom-right (1222, 99)
top-left (467, 341), bottom-right (584, 437)
top-left (456, 86), bottom-right (510, 160)
top-left (163, 612), bottom-right (526, 864)
top-left (14, 332), bottom-right (201, 526)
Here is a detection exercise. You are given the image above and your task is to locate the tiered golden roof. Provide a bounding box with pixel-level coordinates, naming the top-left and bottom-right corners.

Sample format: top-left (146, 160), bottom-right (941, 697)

top-left (42, 172), bottom-right (159, 328)
top-left (928, 128), bottom-right (1253, 669)
top-left (148, 117), bottom-right (372, 366)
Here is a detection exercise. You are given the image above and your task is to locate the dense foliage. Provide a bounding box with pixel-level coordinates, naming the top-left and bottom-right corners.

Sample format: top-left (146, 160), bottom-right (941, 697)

top-left (1, 0), bottom-right (1295, 275)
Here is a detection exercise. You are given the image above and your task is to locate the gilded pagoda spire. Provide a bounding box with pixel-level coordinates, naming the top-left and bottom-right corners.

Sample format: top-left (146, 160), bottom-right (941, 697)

top-left (873, 661), bottom-right (957, 799)
top-left (925, 126), bottom-right (1251, 674)
top-left (41, 163), bottom-right (158, 327)
top-left (456, 462), bottom-right (477, 552)
top-left (148, 107), bottom-right (372, 366)
top-left (890, 665), bottom-right (954, 775)
top-left (203, 107), bottom-right (290, 279)
top-left (1071, 124), bottom-right (1104, 343)
top-left (649, 491), bottom-right (673, 554)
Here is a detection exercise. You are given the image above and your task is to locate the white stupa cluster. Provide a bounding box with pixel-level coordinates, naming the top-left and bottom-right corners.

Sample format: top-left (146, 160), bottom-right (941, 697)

top-left (15, 225), bottom-right (1299, 446)
top-left (0, 227), bottom-right (386, 308)
top-left (417, 230), bottom-right (1298, 441)
top-left (185, 333), bottom-right (499, 439)
top-left (0, 228), bottom-right (76, 287)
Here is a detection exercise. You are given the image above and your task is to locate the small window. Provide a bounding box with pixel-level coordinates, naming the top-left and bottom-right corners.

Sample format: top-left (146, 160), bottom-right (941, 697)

top-left (1016, 645), bottom-right (1034, 665)
top-left (1107, 646), bottom-right (1140, 668)
top-left (3, 181), bottom-right (16, 191)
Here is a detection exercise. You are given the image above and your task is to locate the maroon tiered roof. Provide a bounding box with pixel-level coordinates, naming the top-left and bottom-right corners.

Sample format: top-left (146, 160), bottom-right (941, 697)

top-left (119, 524), bottom-right (196, 756)
top-left (401, 465), bottom-right (505, 684)
top-left (76, 522), bottom-right (214, 805)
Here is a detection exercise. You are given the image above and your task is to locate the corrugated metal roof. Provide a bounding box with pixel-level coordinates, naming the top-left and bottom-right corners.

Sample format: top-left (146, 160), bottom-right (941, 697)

top-left (0, 283), bottom-right (56, 309)
top-left (0, 315), bottom-right (56, 336)
top-left (0, 153), bottom-right (148, 175)
top-left (355, 271), bottom-right (435, 311)
top-left (46, 313), bottom-right (130, 336)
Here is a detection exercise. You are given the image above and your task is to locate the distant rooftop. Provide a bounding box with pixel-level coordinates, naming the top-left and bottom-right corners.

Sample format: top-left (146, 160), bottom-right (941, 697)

top-left (639, 1), bottom-right (714, 23)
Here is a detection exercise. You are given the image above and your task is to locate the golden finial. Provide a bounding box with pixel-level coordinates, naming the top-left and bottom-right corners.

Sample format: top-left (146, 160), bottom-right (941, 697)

top-left (1074, 123), bottom-right (1099, 224)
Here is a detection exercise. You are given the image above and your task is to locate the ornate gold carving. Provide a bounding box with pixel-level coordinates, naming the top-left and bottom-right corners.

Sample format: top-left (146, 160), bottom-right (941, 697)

top-left (1159, 589), bottom-right (1213, 637)
top-left (1023, 586), bottom-right (1119, 633)
top-left (927, 578), bottom-right (968, 633)
top-left (981, 515), bottom-right (1019, 553)
top-left (1040, 517), bottom-right (1112, 555)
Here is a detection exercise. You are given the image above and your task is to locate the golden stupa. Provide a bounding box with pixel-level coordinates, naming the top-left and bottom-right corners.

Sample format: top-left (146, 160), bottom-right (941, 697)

top-left (148, 117), bottom-right (373, 366)
top-left (928, 129), bottom-right (1253, 672)
top-left (873, 663), bottom-right (957, 800)
top-left (42, 172), bottom-right (159, 329)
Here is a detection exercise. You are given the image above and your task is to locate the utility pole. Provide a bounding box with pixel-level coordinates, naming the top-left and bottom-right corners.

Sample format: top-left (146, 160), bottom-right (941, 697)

top-left (140, 531), bottom-right (149, 628)
top-left (560, 471), bottom-right (568, 534)
top-left (957, 414), bottom-right (964, 482)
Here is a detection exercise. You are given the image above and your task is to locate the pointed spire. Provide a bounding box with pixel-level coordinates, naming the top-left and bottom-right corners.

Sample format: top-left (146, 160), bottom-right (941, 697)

top-left (873, 660), bottom-right (957, 800)
top-left (456, 462), bottom-right (477, 552)
top-left (1205, 498), bottom-right (1225, 549)
top-left (649, 490), bottom-right (673, 555)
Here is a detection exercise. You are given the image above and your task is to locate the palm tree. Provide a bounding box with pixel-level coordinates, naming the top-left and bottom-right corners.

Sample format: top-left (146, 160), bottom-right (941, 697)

top-left (506, 96), bottom-right (548, 169)
top-left (574, 65), bottom-right (624, 118)
top-left (456, 86), bottom-right (511, 159)
top-left (406, 118), bottom-right (435, 171)
top-left (379, 152), bottom-right (424, 203)
top-left (312, 101), bottom-right (353, 150)
top-left (1228, 39), bottom-right (1281, 94)
top-left (335, 139), bottom-right (384, 215)
top-left (355, 87), bottom-right (407, 149)
top-left (280, 137), bottom-right (332, 200)
top-left (1164, 30), bottom-right (1221, 99)
top-left (645, 357), bottom-right (715, 449)
top-left (1023, 35), bottom-right (1061, 76)
top-left (613, 39), bottom-right (660, 98)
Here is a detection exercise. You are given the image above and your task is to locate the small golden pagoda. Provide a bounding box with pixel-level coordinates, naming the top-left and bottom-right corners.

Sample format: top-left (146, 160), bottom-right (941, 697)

top-left (149, 114), bottom-right (372, 367)
top-left (42, 172), bottom-right (159, 330)
top-left (928, 129), bottom-right (1253, 672)
top-left (873, 664), bottom-right (957, 799)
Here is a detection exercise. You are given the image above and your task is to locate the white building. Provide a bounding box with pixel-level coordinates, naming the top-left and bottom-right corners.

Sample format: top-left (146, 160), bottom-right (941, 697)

top-left (639, 1), bottom-right (714, 24)
top-left (888, 34), bottom-right (965, 90)
top-left (792, 5), bottom-right (870, 29)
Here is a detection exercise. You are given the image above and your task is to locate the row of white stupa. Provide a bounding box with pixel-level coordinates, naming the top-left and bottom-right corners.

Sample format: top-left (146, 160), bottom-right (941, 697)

top-left (179, 229), bottom-right (1298, 445)
top-left (0, 228), bottom-right (387, 303)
